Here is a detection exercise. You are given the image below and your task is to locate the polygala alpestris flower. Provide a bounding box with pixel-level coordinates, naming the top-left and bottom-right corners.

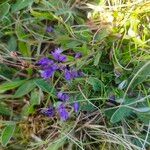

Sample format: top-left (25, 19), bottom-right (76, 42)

top-left (73, 102), bottom-right (79, 113)
top-left (51, 48), bottom-right (67, 62)
top-left (57, 92), bottom-right (70, 101)
top-left (46, 26), bottom-right (54, 33)
top-left (40, 64), bottom-right (58, 79)
top-left (75, 52), bottom-right (82, 59)
top-left (58, 104), bottom-right (69, 121)
top-left (37, 57), bottom-right (54, 68)
top-left (41, 106), bottom-right (55, 117)
top-left (64, 68), bottom-right (83, 81)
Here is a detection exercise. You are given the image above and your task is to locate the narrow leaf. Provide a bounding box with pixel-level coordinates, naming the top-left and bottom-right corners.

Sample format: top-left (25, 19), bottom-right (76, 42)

top-left (34, 79), bottom-right (56, 95)
top-left (30, 90), bottom-right (41, 105)
top-left (110, 106), bottom-right (132, 123)
top-left (18, 41), bottom-right (31, 57)
top-left (11, 0), bottom-right (34, 12)
top-left (0, 103), bottom-right (11, 116)
top-left (14, 80), bottom-right (36, 97)
top-left (128, 61), bottom-right (150, 89)
top-left (87, 77), bottom-right (103, 91)
top-left (94, 52), bottom-right (102, 66)
top-left (0, 3), bottom-right (10, 20)
top-left (0, 80), bottom-right (26, 93)
top-left (1, 124), bottom-right (16, 147)
top-left (7, 36), bottom-right (17, 51)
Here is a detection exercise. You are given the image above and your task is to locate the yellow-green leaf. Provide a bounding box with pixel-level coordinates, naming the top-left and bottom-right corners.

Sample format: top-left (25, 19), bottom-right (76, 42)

top-left (0, 3), bottom-right (10, 20)
top-left (1, 124), bottom-right (16, 147)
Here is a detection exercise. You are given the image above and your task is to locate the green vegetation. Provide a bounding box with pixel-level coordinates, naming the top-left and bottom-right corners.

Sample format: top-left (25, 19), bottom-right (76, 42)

top-left (0, 0), bottom-right (150, 149)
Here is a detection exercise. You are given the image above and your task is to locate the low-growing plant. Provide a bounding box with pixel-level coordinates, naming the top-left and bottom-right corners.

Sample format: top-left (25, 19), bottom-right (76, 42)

top-left (0, 0), bottom-right (150, 150)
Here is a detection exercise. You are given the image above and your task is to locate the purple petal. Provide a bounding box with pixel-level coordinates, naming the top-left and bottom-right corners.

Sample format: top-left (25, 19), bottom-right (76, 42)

top-left (41, 106), bottom-right (55, 117)
top-left (75, 52), bottom-right (82, 59)
top-left (64, 69), bottom-right (73, 80)
top-left (58, 104), bottom-right (69, 121)
top-left (57, 92), bottom-right (63, 99)
top-left (51, 48), bottom-right (67, 62)
top-left (46, 26), bottom-right (53, 33)
top-left (64, 69), bottom-right (83, 81)
top-left (58, 55), bottom-right (67, 62)
top-left (52, 48), bottom-right (63, 54)
top-left (73, 102), bottom-right (79, 113)
top-left (52, 54), bottom-right (67, 62)
top-left (37, 58), bottom-right (54, 67)
top-left (41, 68), bottom-right (55, 79)
top-left (57, 92), bottom-right (70, 101)
top-left (40, 63), bottom-right (59, 79)
top-left (51, 63), bottom-right (59, 70)
top-left (71, 70), bottom-right (79, 78)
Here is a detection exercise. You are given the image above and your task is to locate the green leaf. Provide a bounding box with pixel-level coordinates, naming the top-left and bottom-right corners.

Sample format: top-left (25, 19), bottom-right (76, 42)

top-left (21, 104), bottom-right (35, 116)
top-left (0, 3), bottom-right (10, 20)
top-left (66, 41), bottom-right (81, 49)
top-left (80, 102), bottom-right (96, 112)
top-left (105, 107), bottom-right (117, 119)
top-left (94, 51), bottom-right (102, 66)
top-left (47, 138), bottom-right (66, 150)
top-left (137, 113), bottom-right (150, 125)
top-left (0, 64), bottom-right (15, 79)
top-left (74, 43), bottom-right (90, 56)
top-left (0, 103), bottom-right (11, 116)
top-left (110, 106), bottom-right (132, 123)
top-left (34, 79), bottom-right (56, 96)
top-left (1, 124), bottom-right (16, 147)
top-left (16, 24), bottom-right (28, 40)
top-left (30, 10), bottom-right (54, 20)
top-left (14, 80), bottom-right (36, 97)
top-left (95, 29), bottom-right (109, 41)
top-left (7, 36), bottom-right (17, 51)
top-left (30, 90), bottom-right (41, 105)
top-left (129, 61), bottom-right (150, 89)
top-left (11, 0), bottom-right (34, 12)
top-left (87, 77), bottom-right (103, 91)
top-left (0, 80), bottom-right (26, 93)
top-left (18, 41), bottom-right (31, 57)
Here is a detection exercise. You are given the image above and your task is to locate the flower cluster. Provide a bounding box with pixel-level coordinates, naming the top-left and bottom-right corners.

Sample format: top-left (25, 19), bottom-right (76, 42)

top-left (46, 26), bottom-right (54, 33)
top-left (37, 48), bottom-right (82, 81)
top-left (41, 92), bottom-right (80, 121)
top-left (38, 48), bottom-right (82, 121)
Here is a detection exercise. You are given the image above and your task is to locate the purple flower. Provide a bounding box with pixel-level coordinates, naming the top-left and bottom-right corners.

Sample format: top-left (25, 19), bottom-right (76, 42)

top-left (37, 58), bottom-right (54, 68)
top-left (64, 69), bottom-right (73, 80)
top-left (57, 92), bottom-right (70, 101)
top-left (41, 64), bottom-right (58, 79)
top-left (51, 48), bottom-right (67, 62)
top-left (41, 69), bottom-right (55, 79)
top-left (64, 68), bottom-right (83, 81)
top-left (53, 48), bottom-right (63, 54)
top-left (46, 26), bottom-right (53, 32)
top-left (41, 106), bottom-right (55, 117)
top-left (75, 52), bottom-right (82, 59)
top-left (51, 63), bottom-right (59, 70)
top-left (58, 55), bottom-right (67, 62)
top-left (58, 104), bottom-right (69, 121)
top-left (73, 102), bottom-right (79, 113)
